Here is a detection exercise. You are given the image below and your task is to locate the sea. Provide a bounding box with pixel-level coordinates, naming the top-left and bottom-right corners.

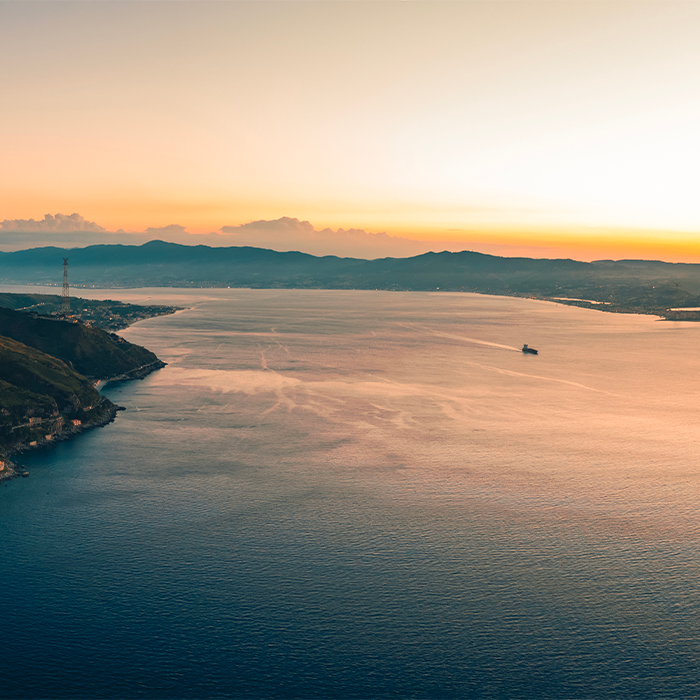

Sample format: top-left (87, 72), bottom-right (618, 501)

top-left (2, 287), bottom-right (700, 699)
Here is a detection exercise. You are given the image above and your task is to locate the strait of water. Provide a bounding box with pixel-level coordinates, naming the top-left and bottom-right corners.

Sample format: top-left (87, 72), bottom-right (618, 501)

top-left (2, 289), bottom-right (700, 699)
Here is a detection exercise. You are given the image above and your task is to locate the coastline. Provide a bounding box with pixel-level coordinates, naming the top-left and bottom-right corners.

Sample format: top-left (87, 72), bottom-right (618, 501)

top-left (503, 292), bottom-right (682, 321)
top-left (0, 330), bottom-right (167, 486)
top-left (97, 358), bottom-right (168, 389)
top-left (0, 399), bottom-right (124, 484)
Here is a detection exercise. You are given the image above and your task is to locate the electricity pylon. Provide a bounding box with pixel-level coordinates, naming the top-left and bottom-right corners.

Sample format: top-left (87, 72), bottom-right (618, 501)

top-left (62, 258), bottom-right (70, 314)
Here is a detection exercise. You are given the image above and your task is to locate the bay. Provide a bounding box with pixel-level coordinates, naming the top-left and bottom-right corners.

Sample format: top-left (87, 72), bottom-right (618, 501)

top-left (2, 288), bottom-right (700, 698)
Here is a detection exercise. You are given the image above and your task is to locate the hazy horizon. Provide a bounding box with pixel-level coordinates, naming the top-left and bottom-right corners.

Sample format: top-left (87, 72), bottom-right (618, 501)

top-left (3, 213), bottom-right (700, 265)
top-left (3, 1), bottom-right (700, 262)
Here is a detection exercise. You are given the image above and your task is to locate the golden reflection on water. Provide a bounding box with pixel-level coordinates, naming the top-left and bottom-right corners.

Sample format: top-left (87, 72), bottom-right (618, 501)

top-left (7, 288), bottom-right (700, 698)
top-left (120, 289), bottom-right (700, 540)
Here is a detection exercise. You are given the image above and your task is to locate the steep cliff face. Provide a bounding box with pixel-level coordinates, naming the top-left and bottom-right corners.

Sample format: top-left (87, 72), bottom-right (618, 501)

top-left (0, 335), bottom-right (118, 458)
top-left (0, 306), bottom-right (161, 379)
top-left (0, 336), bottom-right (100, 408)
top-left (0, 307), bottom-right (166, 478)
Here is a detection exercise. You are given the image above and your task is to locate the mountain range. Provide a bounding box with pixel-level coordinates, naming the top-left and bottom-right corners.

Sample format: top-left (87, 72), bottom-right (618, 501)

top-left (3, 240), bottom-right (700, 317)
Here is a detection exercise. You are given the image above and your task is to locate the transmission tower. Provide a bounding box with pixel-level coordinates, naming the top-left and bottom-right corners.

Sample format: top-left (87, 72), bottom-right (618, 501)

top-left (62, 258), bottom-right (70, 314)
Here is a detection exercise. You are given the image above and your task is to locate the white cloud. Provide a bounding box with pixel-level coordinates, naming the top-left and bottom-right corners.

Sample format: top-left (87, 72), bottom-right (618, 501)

top-left (0, 213), bottom-right (106, 233)
top-left (211, 218), bottom-right (579, 259)
top-left (0, 213), bottom-right (568, 260)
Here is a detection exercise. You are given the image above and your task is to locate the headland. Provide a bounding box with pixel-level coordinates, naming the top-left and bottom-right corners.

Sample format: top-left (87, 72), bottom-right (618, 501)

top-left (0, 298), bottom-right (177, 484)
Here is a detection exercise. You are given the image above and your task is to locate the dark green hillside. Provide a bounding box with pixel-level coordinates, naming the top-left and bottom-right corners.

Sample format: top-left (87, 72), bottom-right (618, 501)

top-left (0, 378), bottom-right (58, 421)
top-left (0, 303), bottom-right (166, 476)
top-left (0, 292), bottom-right (45, 310)
top-left (0, 336), bottom-right (100, 412)
top-left (0, 307), bottom-right (161, 379)
top-left (0, 336), bottom-right (116, 456)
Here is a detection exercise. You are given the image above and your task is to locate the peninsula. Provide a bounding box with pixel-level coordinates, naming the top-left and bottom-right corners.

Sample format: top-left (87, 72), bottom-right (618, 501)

top-left (0, 301), bottom-right (177, 483)
top-left (0, 291), bottom-right (179, 331)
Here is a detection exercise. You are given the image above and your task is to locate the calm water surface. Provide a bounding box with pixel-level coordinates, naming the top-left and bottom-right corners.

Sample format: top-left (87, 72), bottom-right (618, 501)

top-left (2, 289), bottom-right (700, 698)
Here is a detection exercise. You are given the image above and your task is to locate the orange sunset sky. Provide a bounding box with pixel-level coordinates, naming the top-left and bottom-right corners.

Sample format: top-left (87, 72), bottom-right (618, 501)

top-left (3, 1), bottom-right (700, 261)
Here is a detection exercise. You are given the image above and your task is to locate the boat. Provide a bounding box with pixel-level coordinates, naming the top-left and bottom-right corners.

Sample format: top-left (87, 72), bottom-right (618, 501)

top-left (522, 344), bottom-right (538, 355)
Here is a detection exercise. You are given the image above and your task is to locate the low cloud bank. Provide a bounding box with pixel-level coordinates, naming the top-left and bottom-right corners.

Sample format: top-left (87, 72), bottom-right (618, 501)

top-left (0, 213), bottom-right (149, 251)
top-left (212, 218), bottom-right (566, 259)
top-left (0, 213), bottom-right (442, 257)
top-left (1, 213), bottom-right (106, 233)
top-left (0, 212), bottom-right (565, 260)
top-left (144, 224), bottom-right (189, 237)
top-left (216, 217), bottom-right (433, 258)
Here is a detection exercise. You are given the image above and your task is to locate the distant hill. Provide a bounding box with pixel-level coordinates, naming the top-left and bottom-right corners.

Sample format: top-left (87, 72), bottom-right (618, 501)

top-left (4, 240), bottom-right (700, 317)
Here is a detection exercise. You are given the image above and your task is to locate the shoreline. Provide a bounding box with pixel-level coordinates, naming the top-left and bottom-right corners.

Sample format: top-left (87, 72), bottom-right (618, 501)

top-left (474, 290), bottom-right (693, 321)
top-left (1, 282), bottom-right (692, 321)
top-left (0, 331), bottom-right (167, 486)
top-left (0, 400), bottom-right (124, 484)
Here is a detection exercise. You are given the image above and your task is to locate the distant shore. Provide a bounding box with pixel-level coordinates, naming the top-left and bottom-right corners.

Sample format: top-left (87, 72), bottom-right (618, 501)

top-left (534, 294), bottom-right (700, 321)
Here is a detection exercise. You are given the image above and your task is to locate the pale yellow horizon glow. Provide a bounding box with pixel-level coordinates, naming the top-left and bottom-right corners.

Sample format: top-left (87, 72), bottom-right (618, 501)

top-left (3, 1), bottom-right (700, 262)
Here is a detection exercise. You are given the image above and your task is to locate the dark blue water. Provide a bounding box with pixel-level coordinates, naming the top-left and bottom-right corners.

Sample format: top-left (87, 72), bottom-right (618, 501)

top-left (3, 289), bottom-right (700, 698)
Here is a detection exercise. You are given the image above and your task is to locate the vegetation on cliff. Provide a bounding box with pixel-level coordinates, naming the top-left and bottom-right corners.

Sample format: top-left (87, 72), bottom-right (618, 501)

top-left (0, 305), bottom-right (167, 481)
top-left (0, 335), bottom-right (118, 464)
top-left (0, 306), bottom-right (163, 380)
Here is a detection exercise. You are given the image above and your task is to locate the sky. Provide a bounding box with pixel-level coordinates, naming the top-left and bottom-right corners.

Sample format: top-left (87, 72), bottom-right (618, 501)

top-left (3, 1), bottom-right (700, 261)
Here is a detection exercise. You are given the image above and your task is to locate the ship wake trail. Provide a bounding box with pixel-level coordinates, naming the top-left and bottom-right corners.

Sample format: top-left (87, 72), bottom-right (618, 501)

top-left (396, 323), bottom-right (520, 351)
